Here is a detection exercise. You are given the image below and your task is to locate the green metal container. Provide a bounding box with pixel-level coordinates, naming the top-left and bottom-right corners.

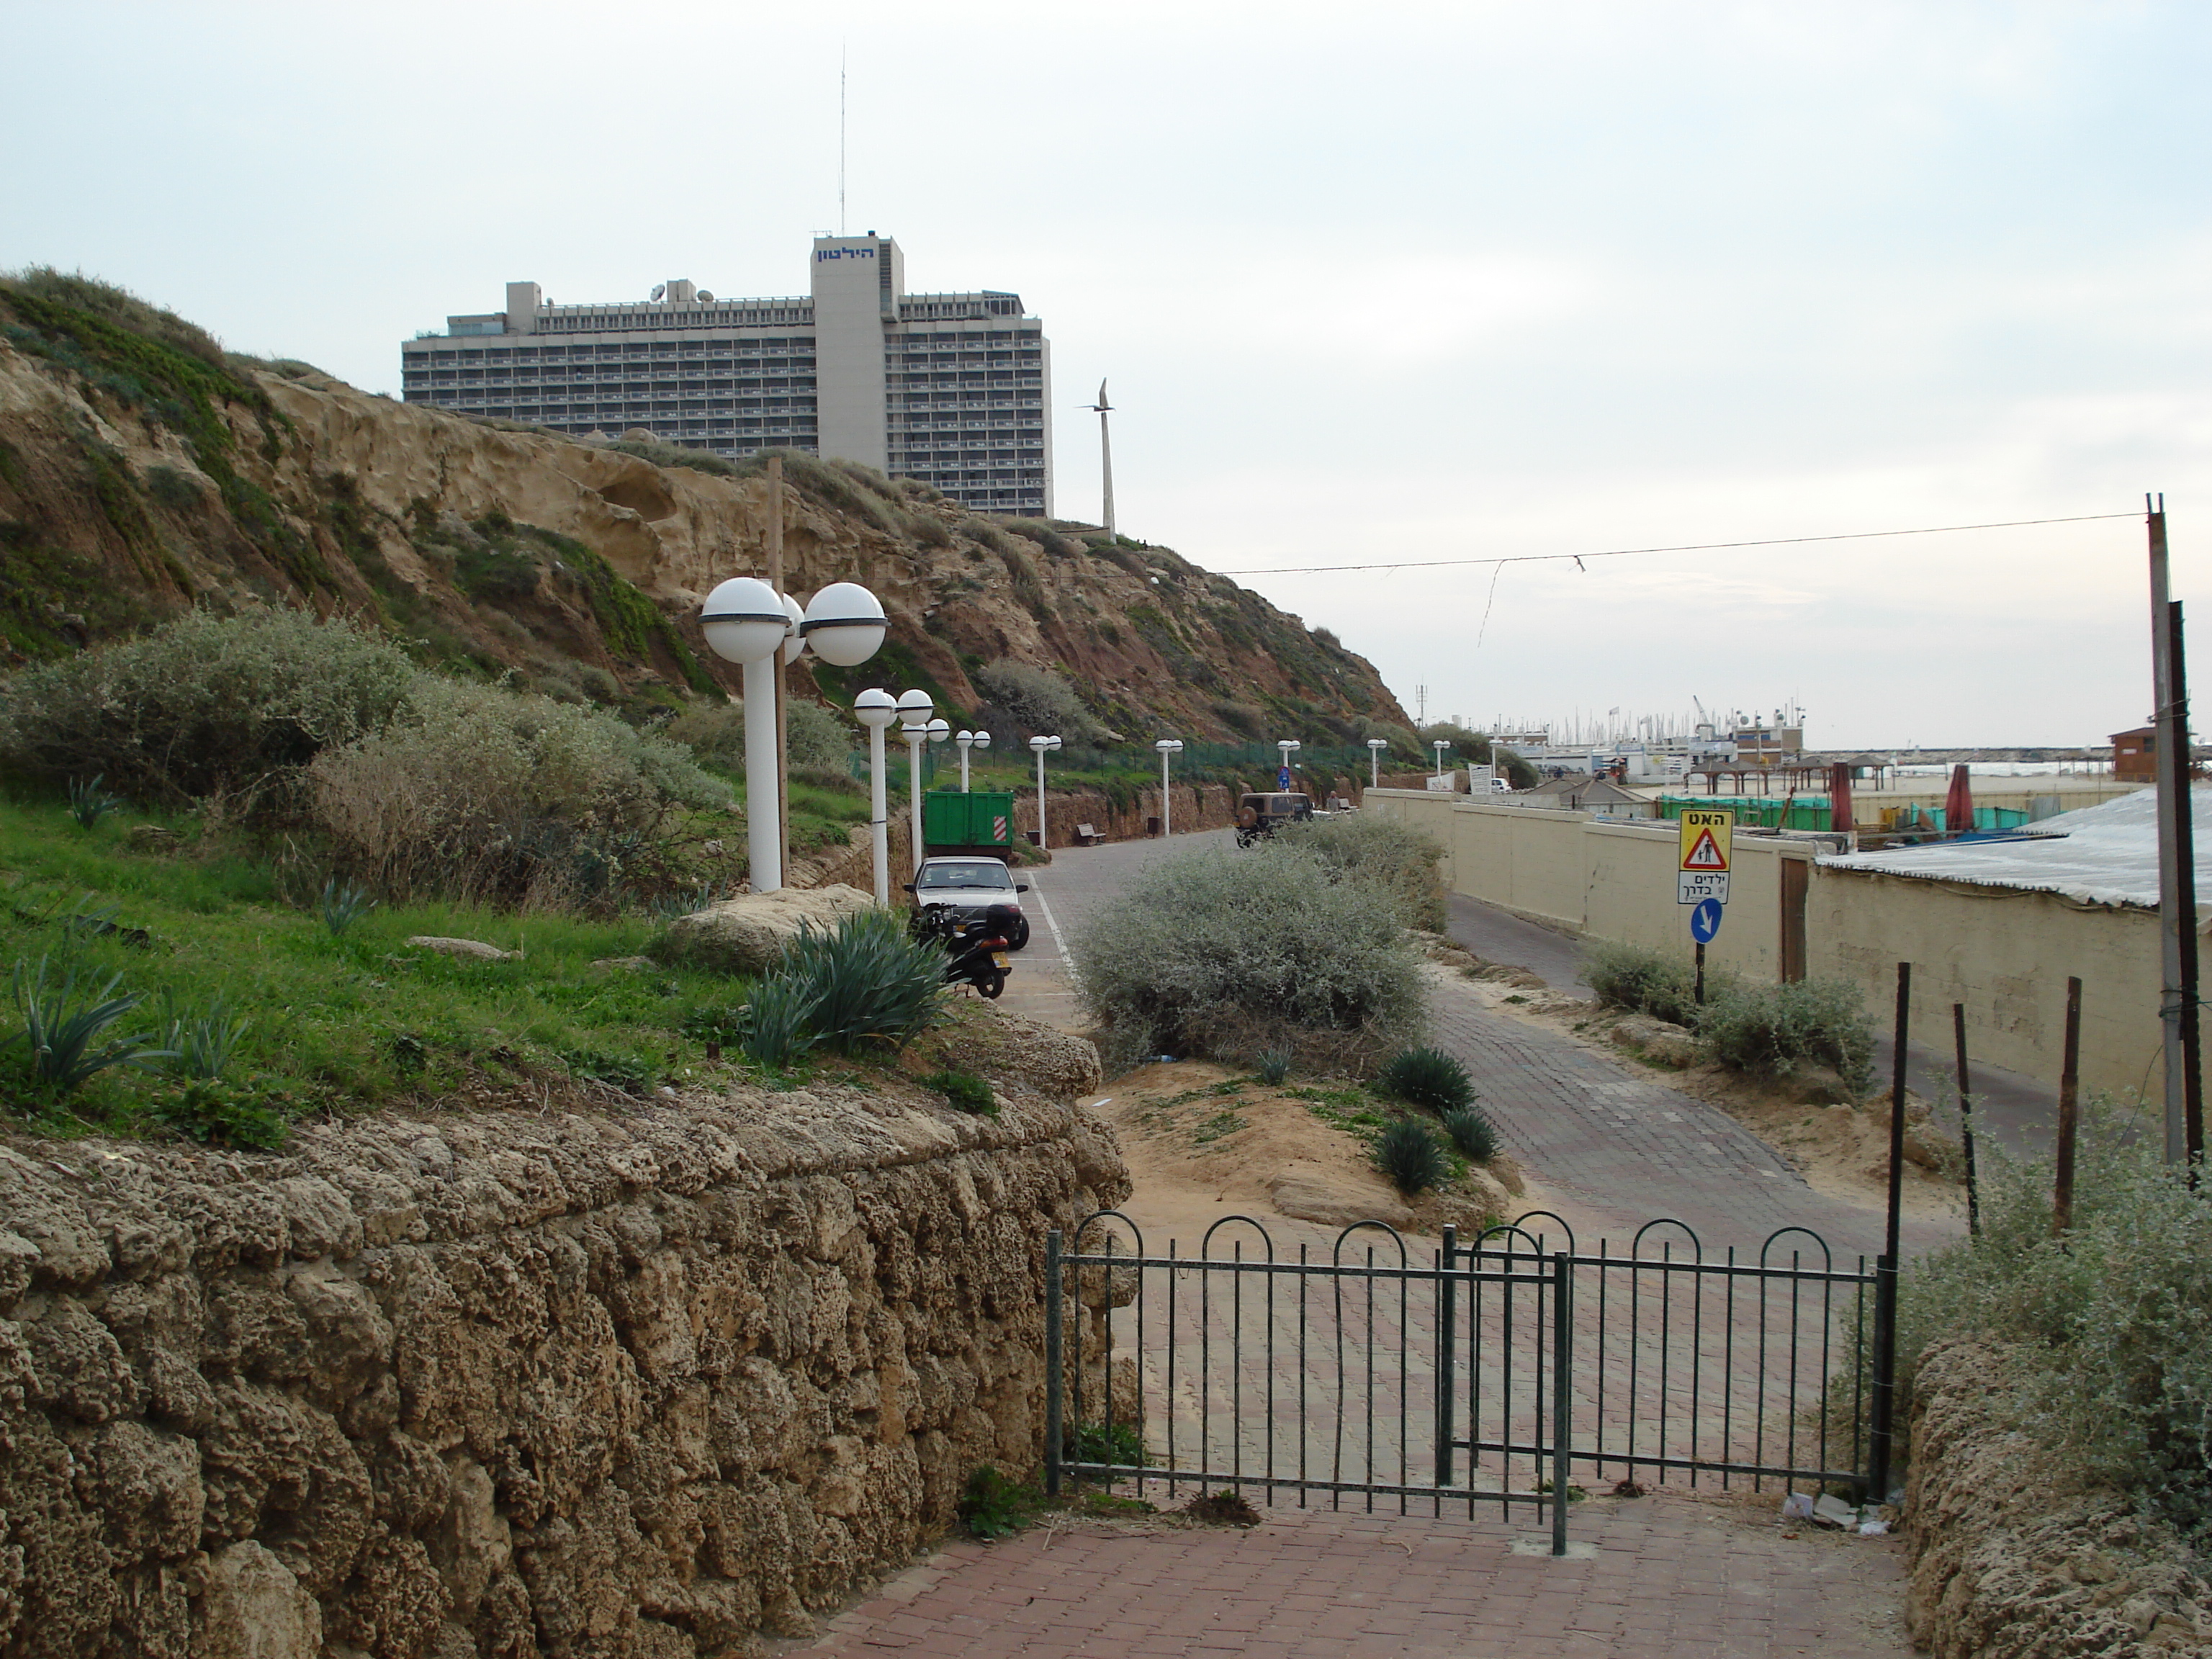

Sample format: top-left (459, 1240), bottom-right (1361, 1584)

top-left (922, 790), bottom-right (1017, 854)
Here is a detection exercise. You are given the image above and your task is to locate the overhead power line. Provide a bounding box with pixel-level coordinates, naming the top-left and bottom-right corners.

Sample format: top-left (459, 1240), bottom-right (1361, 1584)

top-left (1215, 511), bottom-right (2143, 577)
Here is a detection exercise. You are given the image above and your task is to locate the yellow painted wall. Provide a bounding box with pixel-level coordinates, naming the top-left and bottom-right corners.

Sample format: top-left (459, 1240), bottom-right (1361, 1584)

top-left (1367, 788), bottom-right (2164, 1098)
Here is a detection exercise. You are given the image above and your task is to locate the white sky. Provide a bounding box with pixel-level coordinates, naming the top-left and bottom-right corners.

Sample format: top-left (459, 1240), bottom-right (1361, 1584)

top-left (4, 1), bottom-right (2207, 749)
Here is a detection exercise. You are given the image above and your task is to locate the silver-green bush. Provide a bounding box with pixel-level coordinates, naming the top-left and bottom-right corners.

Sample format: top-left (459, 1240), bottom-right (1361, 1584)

top-left (1581, 939), bottom-right (1703, 1027)
top-left (970, 659), bottom-right (1109, 744)
top-left (1275, 812), bottom-right (1446, 930)
top-left (1069, 843), bottom-right (1423, 1074)
top-left (0, 611), bottom-right (415, 809)
top-left (305, 676), bottom-right (729, 902)
top-left (1901, 1102), bottom-right (2212, 1542)
top-left (662, 697), bottom-right (853, 775)
top-left (1696, 976), bottom-right (1875, 1094)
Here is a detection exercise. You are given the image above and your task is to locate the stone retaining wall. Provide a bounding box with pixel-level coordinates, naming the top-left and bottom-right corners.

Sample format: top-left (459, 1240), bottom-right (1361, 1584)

top-left (0, 1074), bottom-right (1128, 1658)
top-left (1907, 1340), bottom-right (2212, 1656)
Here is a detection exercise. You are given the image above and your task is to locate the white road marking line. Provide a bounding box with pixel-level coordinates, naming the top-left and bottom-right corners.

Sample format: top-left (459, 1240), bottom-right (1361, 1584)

top-left (1029, 874), bottom-right (1073, 964)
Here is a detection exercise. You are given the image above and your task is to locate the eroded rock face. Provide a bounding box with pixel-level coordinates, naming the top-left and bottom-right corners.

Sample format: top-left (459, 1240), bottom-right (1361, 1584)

top-left (0, 1078), bottom-right (1128, 1658)
top-left (1907, 1340), bottom-right (2212, 1658)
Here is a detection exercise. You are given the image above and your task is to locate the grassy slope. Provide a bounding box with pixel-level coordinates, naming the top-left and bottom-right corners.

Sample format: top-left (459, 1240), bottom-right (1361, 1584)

top-left (0, 794), bottom-right (754, 1139)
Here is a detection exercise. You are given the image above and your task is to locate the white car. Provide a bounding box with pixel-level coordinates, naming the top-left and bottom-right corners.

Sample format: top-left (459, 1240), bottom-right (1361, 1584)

top-left (907, 857), bottom-right (1032, 949)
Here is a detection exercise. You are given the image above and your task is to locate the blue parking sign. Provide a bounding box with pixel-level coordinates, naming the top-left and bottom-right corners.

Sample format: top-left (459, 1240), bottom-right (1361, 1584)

top-left (1278, 766), bottom-right (1292, 788)
top-left (1691, 898), bottom-right (1725, 943)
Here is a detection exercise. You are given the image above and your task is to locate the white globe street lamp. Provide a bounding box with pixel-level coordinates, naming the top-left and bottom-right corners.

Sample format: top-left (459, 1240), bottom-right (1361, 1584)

top-left (1276, 738), bottom-right (1301, 791)
top-left (854, 688), bottom-right (898, 904)
top-left (1154, 738), bottom-right (1184, 838)
top-left (1432, 738), bottom-right (1452, 777)
top-left (1029, 734), bottom-right (1063, 850)
top-left (1367, 737), bottom-right (1389, 790)
top-left (898, 691), bottom-right (935, 877)
top-left (799, 582), bottom-right (888, 667)
top-left (955, 731), bottom-right (976, 791)
top-left (701, 576), bottom-right (793, 894)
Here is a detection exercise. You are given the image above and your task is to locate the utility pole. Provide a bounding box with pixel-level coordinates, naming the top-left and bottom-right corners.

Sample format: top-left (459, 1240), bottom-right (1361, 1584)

top-left (2151, 495), bottom-right (2193, 1164)
top-left (1084, 381), bottom-right (1115, 539)
top-left (2171, 594), bottom-right (2206, 1166)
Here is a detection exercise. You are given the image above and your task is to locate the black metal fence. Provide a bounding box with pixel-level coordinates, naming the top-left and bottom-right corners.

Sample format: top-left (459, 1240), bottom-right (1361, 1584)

top-left (1044, 1210), bottom-right (1880, 1555)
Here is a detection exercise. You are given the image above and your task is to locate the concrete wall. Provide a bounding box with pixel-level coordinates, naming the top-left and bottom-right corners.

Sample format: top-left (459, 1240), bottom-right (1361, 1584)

top-left (1367, 788), bottom-right (2162, 1097)
top-left (1368, 790), bottom-right (1815, 986)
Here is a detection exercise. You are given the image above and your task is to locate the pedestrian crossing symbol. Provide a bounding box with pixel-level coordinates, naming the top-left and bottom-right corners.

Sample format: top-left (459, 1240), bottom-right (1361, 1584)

top-left (1682, 830), bottom-right (1727, 869)
top-left (1676, 808), bottom-right (1734, 905)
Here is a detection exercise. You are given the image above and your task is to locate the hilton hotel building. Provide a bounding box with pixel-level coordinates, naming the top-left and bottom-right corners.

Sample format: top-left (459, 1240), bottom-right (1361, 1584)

top-left (398, 235), bottom-right (1052, 515)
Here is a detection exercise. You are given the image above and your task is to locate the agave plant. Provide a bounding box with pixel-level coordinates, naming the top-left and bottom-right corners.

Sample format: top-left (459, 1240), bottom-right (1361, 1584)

top-left (1377, 1045), bottom-right (1476, 1112)
top-left (320, 877), bottom-right (377, 936)
top-left (66, 774), bottom-right (125, 830)
top-left (777, 909), bottom-right (946, 1053)
top-left (738, 976), bottom-right (822, 1069)
top-left (159, 992), bottom-right (251, 1081)
top-left (1256, 1047), bottom-right (1292, 1087)
top-left (5, 956), bottom-right (174, 1092)
top-left (1440, 1105), bottom-right (1499, 1164)
top-left (1372, 1118), bottom-right (1449, 1196)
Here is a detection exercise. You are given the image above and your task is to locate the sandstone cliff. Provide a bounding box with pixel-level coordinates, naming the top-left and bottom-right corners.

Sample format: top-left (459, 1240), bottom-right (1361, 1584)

top-left (0, 1061), bottom-right (1129, 1659)
top-left (0, 276), bottom-right (1410, 745)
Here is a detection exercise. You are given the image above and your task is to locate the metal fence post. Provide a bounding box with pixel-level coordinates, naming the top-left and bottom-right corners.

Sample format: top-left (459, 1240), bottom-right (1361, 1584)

top-left (1552, 1250), bottom-right (1573, 1557)
top-left (1436, 1226), bottom-right (1457, 1491)
top-left (1866, 1253), bottom-right (1897, 1504)
top-left (1045, 1228), bottom-right (1064, 1496)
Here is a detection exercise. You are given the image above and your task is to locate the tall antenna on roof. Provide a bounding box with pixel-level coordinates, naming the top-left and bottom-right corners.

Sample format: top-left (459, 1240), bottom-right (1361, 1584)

top-left (839, 45), bottom-right (848, 235)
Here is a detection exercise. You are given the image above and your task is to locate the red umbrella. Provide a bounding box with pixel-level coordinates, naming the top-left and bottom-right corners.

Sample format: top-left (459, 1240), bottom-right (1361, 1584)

top-left (1945, 763), bottom-right (1974, 835)
top-left (1829, 761), bottom-right (1855, 833)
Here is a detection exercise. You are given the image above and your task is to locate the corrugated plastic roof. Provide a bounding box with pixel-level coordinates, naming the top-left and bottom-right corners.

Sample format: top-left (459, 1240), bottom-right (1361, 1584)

top-left (1817, 787), bottom-right (2212, 908)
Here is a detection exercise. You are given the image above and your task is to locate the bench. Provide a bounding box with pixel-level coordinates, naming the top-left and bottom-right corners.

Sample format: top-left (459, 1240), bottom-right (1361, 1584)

top-left (1071, 822), bottom-right (1105, 847)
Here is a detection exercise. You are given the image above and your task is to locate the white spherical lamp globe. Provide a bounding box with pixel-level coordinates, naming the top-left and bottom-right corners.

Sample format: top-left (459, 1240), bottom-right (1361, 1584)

top-left (973, 731), bottom-right (992, 751)
top-left (800, 582), bottom-right (887, 667)
top-left (700, 577), bottom-right (787, 665)
top-left (854, 688), bottom-right (898, 729)
top-left (780, 592), bottom-right (806, 664)
top-left (927, 718), bottom-right (950, 743)
top-left (896, 688), bottom-right (935, 726)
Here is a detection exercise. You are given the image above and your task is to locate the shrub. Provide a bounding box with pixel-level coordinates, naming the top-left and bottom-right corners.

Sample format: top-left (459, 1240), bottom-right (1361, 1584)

top-left (1069, 843), bottom-right (1423, 1075)
top-left (1901, 1102), bottom-right (2212, 1542)
top-left (1377, 1046), bottom-right (1475, 1111)
top-left (0, 610), bottom-right (415, 809)
top-left (663, 697), bottom-right (852, 775)
top-left (305, 675), bottom-right (729, 902)
top-left (1274, 812), bottom-right (1447, 930)
top-left (920, 1068), bottom-right (997, 1115)
top-left (146, 1078), bottom-right (288, 1149)
top-left (1581, 940), bottom-right (1703, 1028)
top-left (1373, 1118), bottom-right (1449, 1195)
top-left (773, 908), bottom-right (945, 1053)
top-left (319, 878), bottom-right (376, 935)
top-left (66, 774), bottom-right (123, 830)
top-left (1440, 1106), bottom-right (1498, 1162)
top-left (970, 659), bottom-right (1109, 744)
top-left (1256, 1048), bottom-right (1291, 1086)
top-left (1698, 976), bottom-right (1875, 1094)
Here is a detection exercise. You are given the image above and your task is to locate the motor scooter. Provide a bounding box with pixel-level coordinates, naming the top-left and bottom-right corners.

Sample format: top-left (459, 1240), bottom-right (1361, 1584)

top-left (912, 902), bottom-right (1018, 999)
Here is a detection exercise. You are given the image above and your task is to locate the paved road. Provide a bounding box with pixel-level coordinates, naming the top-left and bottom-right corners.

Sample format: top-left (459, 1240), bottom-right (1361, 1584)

top-left (1017, 832), bottom-right (1956, 1259)
top-left (1443, 889), bottom-right (2058, 1158)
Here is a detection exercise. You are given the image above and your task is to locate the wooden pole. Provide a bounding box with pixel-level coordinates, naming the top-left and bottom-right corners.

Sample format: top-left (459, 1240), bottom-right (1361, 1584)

top-left (2150, 496), bottom-right (2187, 1163)
top-left (766, 457), bottom-right (791, 884)
top-left (1951, 1002), bottom-right (1980, 1237)
top-left (2054, 976), bottom-right (2082, 1236)
top-left (2167, 596), bottom-right (2205, 1171)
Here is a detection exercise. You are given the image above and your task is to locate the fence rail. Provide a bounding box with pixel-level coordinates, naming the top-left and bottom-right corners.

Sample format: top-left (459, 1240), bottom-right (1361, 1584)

top-left (1045, 1211), bottom-right (1879, 1556)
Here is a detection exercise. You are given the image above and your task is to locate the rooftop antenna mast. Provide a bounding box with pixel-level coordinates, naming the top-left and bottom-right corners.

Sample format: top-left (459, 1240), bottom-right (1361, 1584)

top-left (1082, 379), bottom-right (1115, 539)
top-left (838, 45), bottom-right (848, 235)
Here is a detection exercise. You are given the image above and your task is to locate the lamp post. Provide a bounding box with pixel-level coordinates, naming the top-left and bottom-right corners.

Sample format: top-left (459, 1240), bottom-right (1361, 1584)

top-left (701, 576), bottom-right (796, 894)
top-left (1276, 738), bottom-right (1301, 791)
top-left (956, 730), bottom-right (976, 791)
top-left (1367, 737), bottom-right (1388, 790)
top-left (854, 689), bottom-right (897, 904)
top-left (1029, 734), bottom-right (1063, 849)
top-left (926, 719), bottom-right (951, 833)
top-left (898, 691), bottom-right (934, 878)
top-left (795, 580), bottom-right (890, 896)
top-left (1154, 738), bottom-right (1183, 837)
top-left (1432, 738), bottom-right (1452, 777)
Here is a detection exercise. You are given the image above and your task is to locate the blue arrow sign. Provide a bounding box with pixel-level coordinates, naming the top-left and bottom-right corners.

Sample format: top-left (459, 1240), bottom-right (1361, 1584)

top-left (1691, 897), bottom-right (1725, 943)
top-left (1278, 766), bottom-right (1292, 788)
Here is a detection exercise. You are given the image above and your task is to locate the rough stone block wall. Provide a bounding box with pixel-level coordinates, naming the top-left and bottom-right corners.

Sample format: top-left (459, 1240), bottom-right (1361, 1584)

top-left (1907, 1340), bottom-right (2212, 1657)
top-left (0, 1084), bottom-right (1128, 1658)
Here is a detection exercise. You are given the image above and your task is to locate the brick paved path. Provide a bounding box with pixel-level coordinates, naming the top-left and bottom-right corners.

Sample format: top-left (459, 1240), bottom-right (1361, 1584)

top-left (778, 1496), bottom-right (1911, 1658)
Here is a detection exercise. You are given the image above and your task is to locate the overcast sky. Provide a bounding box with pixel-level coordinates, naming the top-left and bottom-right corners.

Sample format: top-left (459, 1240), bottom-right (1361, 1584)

top-left (5, 1), bottom-right (2207, 748)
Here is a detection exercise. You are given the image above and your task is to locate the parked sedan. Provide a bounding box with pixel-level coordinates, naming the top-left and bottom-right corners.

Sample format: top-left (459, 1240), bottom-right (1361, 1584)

top-left (907, 857), bottom-right (1033, 949)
